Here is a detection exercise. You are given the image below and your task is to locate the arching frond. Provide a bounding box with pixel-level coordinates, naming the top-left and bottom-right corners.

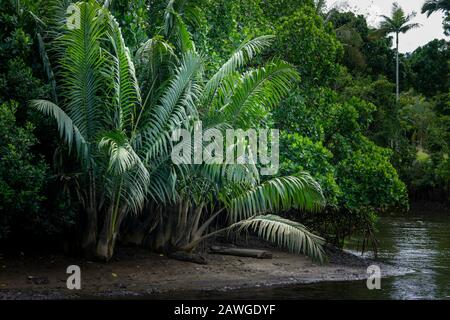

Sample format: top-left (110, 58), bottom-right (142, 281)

top-left (106, 12), bottom-right (141, 130)
top-left (57, 1), bottom-right (109, 144)
top-left (30, 99), bottom-right (88, 158)
top-left (146, 164), bottom-right (178, 203)
top-left (199, 162), bottom-right (260, 187)
top-left (140, 51), bottom-right (203, 161)
top-left (99, 130), bottom-right (140, 175)
top-left (219, 59), bottom-right (299, 127)
top-left (135, 36), bottom-right (177, 105)
top-left (164, 0), bottom-right (195, 53)
top-left (315, 0), bottom-right (327, 14)
top-left (203, 35), bottom-right (275, 104)
top-left (225, 174), bottom-right (325, 222)
top-left (117, 159), bottom-right (150, 214)
top-left (399, 23), bottom-right (421, 33)
top-left (231, 214), bottom-right (326, 262)
top-left (99, 130), bottom-right (150, 214)
top-left (37, 33), bottom-right (58, 104)
top-left (379, 16), bottom-right (395, 33)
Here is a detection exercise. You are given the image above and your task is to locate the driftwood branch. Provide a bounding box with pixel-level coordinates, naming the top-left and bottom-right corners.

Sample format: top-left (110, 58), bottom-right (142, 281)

top-left (168, 251), bottom-right (208, 265)
top-left (209, 246), bottom-right (273, 259)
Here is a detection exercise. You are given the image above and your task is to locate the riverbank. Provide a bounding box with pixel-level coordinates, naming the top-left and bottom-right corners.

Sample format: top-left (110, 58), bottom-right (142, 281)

top-left (0, 242), bottom-right (410, 300)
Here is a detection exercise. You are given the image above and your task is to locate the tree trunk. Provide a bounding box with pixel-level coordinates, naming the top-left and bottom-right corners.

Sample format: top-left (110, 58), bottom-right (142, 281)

top-left (81, 206), bottom-right (98, 256)
top-left (96, 205), bottom-right (128, 261)
top-left (145, 203), bottom-right (209, 253)
top-left (150, 205), bottom-right (178, 252)
top-left (96, 205), bottom-right (114, 261)
top-left (396, 32), bottom-right (399, 101)
top-left (81, 171), bottom-right (97, 257)
top-left (121, 208), bottom-right (160, 246)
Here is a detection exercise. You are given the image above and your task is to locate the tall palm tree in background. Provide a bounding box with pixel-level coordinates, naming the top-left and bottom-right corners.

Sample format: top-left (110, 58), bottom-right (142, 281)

top-left (380, 3), bottom-right (420, 101)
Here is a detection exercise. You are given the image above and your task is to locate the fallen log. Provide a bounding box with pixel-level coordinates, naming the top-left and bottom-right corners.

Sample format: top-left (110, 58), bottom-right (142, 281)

top-left (168, 251), bottom-right (208, 265)
top-left (209, 246), bottom-right (273, 259)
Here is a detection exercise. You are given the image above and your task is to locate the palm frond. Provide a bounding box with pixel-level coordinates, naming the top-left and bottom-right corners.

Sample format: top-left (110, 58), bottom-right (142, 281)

top-left (198, 162), bottom-right (260, 188)
top-left (203, 35), bottom-right (275, 104)
top-left (37, 33), bottom-right (58, 104)
top-left (379, 16), bottom-right (395, 33)
top-left (219, 59), bottom-right (299, 127)
top-left (135, 36), bottom-right (177, 103)
top-left (147, 164), bottom-right (178, 203)
top-left (164, 0), bottom-right (195, 53)
top-left (117, 159), bottom-right (150, 214)
top-left (30, 99), bottom-right (88, 158)
top-left (57, 1), bottom-right (108, 144)
top-left (140, 51), bottom-right (203, 162)
top-left (99, 130), bottom-right (150, 213)
top-left (99, 130), bottom-right (140, 175)
top-left (106, 12), bottom-right (142, 130)
top-left (224, 174), bottom-right (325, 222)
top-left (399, 22), bottom-right (421, 33)
top-left (232, 214), bottom-right (326, 262)
top-left (315, 0), bottom-right (327, 14)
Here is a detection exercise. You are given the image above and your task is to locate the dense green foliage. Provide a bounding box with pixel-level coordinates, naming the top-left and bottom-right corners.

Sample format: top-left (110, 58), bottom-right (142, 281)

top-left (0, 102), bottom-right (47, 239)
top-left (409, 39), bottom-right (449, 96)
top-left (0, 0), bottom-right (448, 258)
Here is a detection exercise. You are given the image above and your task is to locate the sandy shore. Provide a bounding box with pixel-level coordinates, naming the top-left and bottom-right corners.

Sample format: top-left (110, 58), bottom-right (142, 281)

top-left (0, 243), bottom-right (410, 300)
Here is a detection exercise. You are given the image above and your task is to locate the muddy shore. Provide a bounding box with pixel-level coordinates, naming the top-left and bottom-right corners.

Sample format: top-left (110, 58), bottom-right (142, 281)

top-left (0, 243), bottom-right (410, 300)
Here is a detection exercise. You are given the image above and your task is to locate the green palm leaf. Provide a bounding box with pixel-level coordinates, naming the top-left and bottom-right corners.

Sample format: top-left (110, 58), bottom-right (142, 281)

top-left (99, 130), bottom-right (150, 214)
top-left (99, 130), bottom-right (141, 175)
top-left (225, 174), bottom-right (325, 222)
top-left (203, 35), bottom-right (275, 104)
top-left (56, 1), bottom-right (109, 148)
top-left (232, 214), bottom-right (326, 262)
top-left (141, 51), bottom-right (203, 161)
top-left (164, 0), bottom-right (195, 53)
top-left (30, 99), bottom-right (88, 158)
top-left (135, 36), bottom-right (177, 109)
top-left (106, 12), bottom-right (142, 130)
top-left (218, 59), bottom-right (299, 127)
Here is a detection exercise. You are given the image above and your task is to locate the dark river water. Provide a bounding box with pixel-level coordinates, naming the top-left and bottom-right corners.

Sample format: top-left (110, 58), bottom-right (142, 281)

top-left (182, 203), bottom-right (450, 300)
top-left (302, 204), bottom-right (450, 300)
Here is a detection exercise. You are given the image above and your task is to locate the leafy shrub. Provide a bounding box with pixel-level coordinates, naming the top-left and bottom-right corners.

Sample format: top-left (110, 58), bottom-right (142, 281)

top-left (336, 140), bottom-right (409, 212)
top-left (280, 132), bottom-right (341, 206)
top-left (0, 101), bottom-right (50, 239)
top-left (276, 6), bottom-right (343, 86)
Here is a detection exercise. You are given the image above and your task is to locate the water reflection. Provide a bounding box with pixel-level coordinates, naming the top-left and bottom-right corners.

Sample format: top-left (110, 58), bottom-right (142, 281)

top-left (346, 206), bottom-right (449, 299)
